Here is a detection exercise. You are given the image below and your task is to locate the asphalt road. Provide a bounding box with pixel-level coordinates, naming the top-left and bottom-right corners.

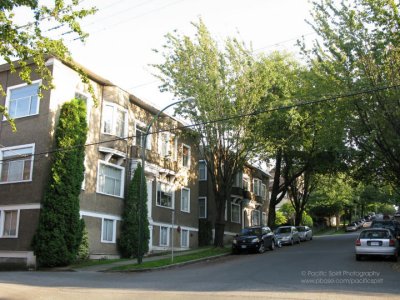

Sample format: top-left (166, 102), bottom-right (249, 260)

top-left (1, 232), bottom-right (400, 299)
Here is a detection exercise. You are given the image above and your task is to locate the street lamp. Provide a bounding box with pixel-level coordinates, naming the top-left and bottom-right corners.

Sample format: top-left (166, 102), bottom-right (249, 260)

top-left (138, 97), bottom-right (195, 264)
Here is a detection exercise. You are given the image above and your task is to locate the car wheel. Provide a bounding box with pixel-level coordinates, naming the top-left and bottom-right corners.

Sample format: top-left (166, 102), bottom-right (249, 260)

top-left (258, 242), bottom-right (266, 254)
top-left (269, 240), bottom-right (275, 251)
top-left (356, 254), bottom-right (362, 261)
top-left (297, 238), bottom-right (301, 244)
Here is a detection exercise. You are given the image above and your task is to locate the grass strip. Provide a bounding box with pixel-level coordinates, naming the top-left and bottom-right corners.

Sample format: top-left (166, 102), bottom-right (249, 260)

top-left (110, 247), bottom-right (230, 271)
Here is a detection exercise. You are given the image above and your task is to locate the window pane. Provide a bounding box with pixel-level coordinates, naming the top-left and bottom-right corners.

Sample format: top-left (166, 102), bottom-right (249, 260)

top-left (160, 227), bottom-right (168, 246)
top-left (3, 210), bottom-right (18, 237)
top-left (232, 204), bottom-right (240, 223)
top-left (157, 182), bottom-right (173, 207)
top-left (1, 146), bottom-right (33, 183)
top-left (199, 161), bottom-right (206, 180)
top-left (181, 229), bottom-right (189, 247)
top-left (199, 198), bottom-right (206, 218)
top-left (103, 105), bottom-right (113, 134)
top-left (182, 146), bottom-right (190, 167)
top-left (103, 219), bottom-right (114, 241)
top-left (99, 163), bottom-right (122, 197)
top-left (115, 109), bottom-right (126, 137)
top-left (9, 83), bottom-right (39, 118)
top-left (181, 189), bottom-right (189, 212)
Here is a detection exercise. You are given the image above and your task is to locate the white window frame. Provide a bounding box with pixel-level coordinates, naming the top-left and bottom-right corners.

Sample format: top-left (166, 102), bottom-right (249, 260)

top-left (4, 80), bottom-right (41, 120)
top-left (158, 132), bottom-right (171, 157)
top-left (101, 218), bottom-right (116, 243)
top-left (101, 101), bottom-right (128, 138)
top-left (253, 178), bottom-right (262, 196)
top-left (261, 183), bottom-right (267, 200)
top-left (243, 175), bottom-right (250, 191)
top-left (0, 144), bottom-right (35, 184)
top-left (156, 180), bottom-right (175, 209)
top-left (180, 187), bottom-right (190, 213)
top-left (252, 210), bottom-right (260, 226)
top-left (160, 226), bottom-right (169, 246)
top-left (182, 144), bottom-right (191, 168)
top-left (135, 121), bottom-right (152, 150)
top-left (198, 197), bottom-right (207, 219)
top-left (181, 228), bottom-right (189, 248)
top-left (0, 209), bottom-right (20, 238)
top-left (97, 161), bottom-right (125, 198)
top-left (231, 202), bottom-right (240, 224)
top-left (199, 160), bottom-right (207, 181)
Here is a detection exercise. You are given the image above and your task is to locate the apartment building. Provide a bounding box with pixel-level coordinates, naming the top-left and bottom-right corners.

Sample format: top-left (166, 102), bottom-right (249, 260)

top-left (0, 58), bottom-right (270, 268)
top-left (0, 58), bottom-right (199, 267)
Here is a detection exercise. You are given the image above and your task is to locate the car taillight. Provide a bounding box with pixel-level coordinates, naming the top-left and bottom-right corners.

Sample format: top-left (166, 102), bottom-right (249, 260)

top-left (355, 239), bottom-right (361, 246)
top-left (389, 239), bottom-right (396, 247)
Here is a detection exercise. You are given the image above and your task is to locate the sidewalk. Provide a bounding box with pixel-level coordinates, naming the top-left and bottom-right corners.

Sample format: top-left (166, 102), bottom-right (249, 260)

top-left (69, 248), bottom-right (227, 272)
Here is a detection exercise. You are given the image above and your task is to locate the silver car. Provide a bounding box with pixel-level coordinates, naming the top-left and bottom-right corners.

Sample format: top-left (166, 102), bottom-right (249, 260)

top-left (355, 228), bottom-right (399, 261)
top-left (275, 226), bottom-right (301, 245)
top-left (296, 226), bottom-right (313, 241)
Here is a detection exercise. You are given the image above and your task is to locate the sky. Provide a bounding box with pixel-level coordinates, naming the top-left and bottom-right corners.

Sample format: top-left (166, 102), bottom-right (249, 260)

top-left (21, 0), bottom-right (316, 109)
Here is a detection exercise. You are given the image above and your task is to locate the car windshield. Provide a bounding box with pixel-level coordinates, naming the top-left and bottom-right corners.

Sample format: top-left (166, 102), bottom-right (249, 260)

top-left (276, 227), bottom-right (291, 233)
top-left (360, 230), bottom-right (390, 239)
top-left (297, 227), bottom-right (306, 232)
top-left (240, 228), bottom-right (261, 236)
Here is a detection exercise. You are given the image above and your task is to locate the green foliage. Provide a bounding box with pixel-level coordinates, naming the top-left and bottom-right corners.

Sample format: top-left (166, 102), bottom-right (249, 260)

top-left (301, 211), bottom-right (313, 227)
top-left (0, 1), bottom-right (97, 127)
top-left (304, 0), bottom-right (400, 188)
top-left (32, 98), bottom-right (87, 267)
top-left (274, 211), bottom-right (287, 226)
top-left (279, 203), bottom-right (295, 222)
top-left (198, 219), bottom-right (213, 247)
top-left (76, 223), bottom-right (90, 261)
top-left (375, 203), bottom-right (396, 216)
top-left (118, 163), bottom-right (150, 258)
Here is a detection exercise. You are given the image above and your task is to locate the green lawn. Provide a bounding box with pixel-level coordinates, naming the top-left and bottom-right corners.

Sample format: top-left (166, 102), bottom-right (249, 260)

top-left (70, 258), bottom-right (130, 269)
top-left (109, 247), bottom-right (230, 271)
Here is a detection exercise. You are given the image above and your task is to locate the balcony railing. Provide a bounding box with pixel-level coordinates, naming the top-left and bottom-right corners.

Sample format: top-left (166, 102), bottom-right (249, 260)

top-left (130, 145), bottom-right (178, 173)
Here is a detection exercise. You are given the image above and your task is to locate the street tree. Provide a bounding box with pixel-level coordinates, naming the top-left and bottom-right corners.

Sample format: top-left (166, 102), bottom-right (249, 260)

top-left (0, 0), bottom-right (96, 128)
top-left (153, 20), bottom-right (274, 247)
top-left (303, 0), bottom-right (400, 189)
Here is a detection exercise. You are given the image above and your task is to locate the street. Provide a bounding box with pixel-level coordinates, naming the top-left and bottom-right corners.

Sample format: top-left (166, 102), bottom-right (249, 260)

top-left (1, 233), bottom-right (400, 299)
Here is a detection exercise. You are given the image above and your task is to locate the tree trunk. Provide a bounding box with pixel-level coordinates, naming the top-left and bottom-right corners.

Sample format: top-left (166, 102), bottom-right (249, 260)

top-left (294, 210), bottom-right (302, 226)
top-left (214, 222), bottom-right (225, 247)
top-left (268, 149), bottom-right (283, 227)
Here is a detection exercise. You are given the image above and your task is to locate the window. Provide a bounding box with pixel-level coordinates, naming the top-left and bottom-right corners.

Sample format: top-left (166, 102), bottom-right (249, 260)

top-left (199, 197), bottom-right (207, 219)
top-left (253, 178), bottom-right (262, 196)
top-left (252, 210), bottom-right (260, 226)
top-left (199, 160), bottom-right (207, 181)
top-left (261, 183), bottom-right (267, 200)
top-left (182, 144), bottom-right (190, 167)
top-left (0, 210), bottom-right (19, 237)
top-left (262, 212), bottom-right (267, 225)
top-left (97, 162), bottom-right (124, 198)
top-left (0, 144), bottom-right (34, 183)
top-left (159, 132), bottom-right (170, 157)
top-left (157, 181), bottom-right (174, 208)
top-left (102, 102), bottom-right (127, 138)
top-left (160, 226), bottom-right (169, 246)
top-left (243, 176), bottom-right (249, 191)
top-left (231, 202), bottom-right (240, 223)
top-left (75, 91), bottom-right (91, 126)
top-left (181, 188), bottom-right (190, 213)
top-left (101, 218), bottom-right (115, 243)
top-left (6, 82), bottom-right (40, 119)
top-left (135, 123), bottom-right (152, 150)
top-left (181, 229), bottom-right (189, 248)
top-left (234, 171), bottom-right (243, 188)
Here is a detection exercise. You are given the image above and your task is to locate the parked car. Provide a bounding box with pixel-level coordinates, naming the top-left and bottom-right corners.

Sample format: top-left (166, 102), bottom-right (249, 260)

top-left (355, 228), bottom-right (399, 261)
top-left (232, 226), bottom-right (276, 254)
top-left (274, 226), bottom-right (301, 245)
top-left (346, 222), bottom-right (358, 232)
top-left (296, 226), bottom-right (313, 241)
top-left (362, 220), bottom-right (372, 228)
top-left (370, 220), bottom-right (400, 240)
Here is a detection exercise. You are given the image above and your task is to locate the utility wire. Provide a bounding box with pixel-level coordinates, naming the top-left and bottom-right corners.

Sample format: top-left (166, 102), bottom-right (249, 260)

top-left (1, 83), bottom-right (399, 164)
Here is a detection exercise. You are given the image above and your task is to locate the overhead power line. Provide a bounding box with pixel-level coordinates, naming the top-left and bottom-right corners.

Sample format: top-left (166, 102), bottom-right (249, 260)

top-left (1, 83), bottom-right (399, 164)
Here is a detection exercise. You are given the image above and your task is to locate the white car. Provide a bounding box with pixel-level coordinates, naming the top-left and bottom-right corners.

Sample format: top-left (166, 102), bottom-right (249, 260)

top-left (296, 226), bottom-right (313, 241)
top-left (355, 228), bottom-right (399, 261)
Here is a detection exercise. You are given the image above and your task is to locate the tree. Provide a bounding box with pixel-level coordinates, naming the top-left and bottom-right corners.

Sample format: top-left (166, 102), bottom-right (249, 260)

top-left (304, 0), bottom-right (400, 189)
top-left (153, 20), bottom-right (274, 247)
top-left (118, 163), bottom-right (150, 258)
top-left (0, 1), bottom-right (96, 127)
top-left (32, 98), bottom-right (87, 267)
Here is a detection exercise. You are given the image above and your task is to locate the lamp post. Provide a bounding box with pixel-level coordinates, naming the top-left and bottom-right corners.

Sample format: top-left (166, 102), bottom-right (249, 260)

top-left (138, 97), bottom-right (195, 264)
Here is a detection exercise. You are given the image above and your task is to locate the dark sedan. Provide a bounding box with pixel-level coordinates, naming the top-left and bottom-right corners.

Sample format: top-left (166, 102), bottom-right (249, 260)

top-left (232, 226), bottom-right (276, 254)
